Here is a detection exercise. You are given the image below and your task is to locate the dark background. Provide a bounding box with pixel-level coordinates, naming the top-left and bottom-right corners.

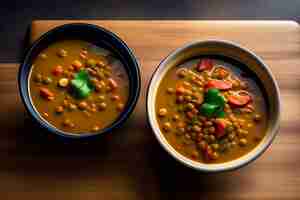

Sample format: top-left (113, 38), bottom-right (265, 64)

top-left (1, 0), bottom-right (299, 62)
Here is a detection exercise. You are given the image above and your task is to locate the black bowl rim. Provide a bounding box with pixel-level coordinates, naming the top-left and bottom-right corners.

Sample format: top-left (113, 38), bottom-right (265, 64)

top-left (18, 23), bottom-right (141, 139)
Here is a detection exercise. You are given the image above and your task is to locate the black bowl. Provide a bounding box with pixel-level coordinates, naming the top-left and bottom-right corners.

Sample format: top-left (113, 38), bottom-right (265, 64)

top-left (18, 23), bottom-right (141, 140)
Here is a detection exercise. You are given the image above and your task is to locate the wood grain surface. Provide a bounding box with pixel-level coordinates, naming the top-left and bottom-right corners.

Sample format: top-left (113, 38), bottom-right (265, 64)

top-left (0, 20), bottom-right (299, 200)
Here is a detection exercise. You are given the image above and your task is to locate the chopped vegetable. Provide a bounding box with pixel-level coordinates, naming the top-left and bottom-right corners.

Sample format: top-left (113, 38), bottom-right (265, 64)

top-left (200, 103), bottom-right (219, 117)
top-left (214, 119), bottom-right (227, 138)
top-left (70, 70), bottom-right (94, 98)
top-left (52, 65), bottom-right (64, 76)
top-left (197, 59), bottom-right (213, 71)
top-left (228, 92), bottom-right (252, 107)
top-left (199, 89), bottom-right (226, 118)
top-left (205, 80), bottom-right (232, 90)
top-left (176, 85), bottom-right (185, 95)
top-left (205, 88), bottom-right (225, 106)
top-left (39, 87), bottom-right (55, 101)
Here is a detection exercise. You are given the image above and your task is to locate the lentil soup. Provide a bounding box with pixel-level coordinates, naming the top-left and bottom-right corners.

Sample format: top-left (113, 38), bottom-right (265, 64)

top-left (156, 56), bottom-right (268, 163)
top-left (29, 40), bottom-right (129, 134)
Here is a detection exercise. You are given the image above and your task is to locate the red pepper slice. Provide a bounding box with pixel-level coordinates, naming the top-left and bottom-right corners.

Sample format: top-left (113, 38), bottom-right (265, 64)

top-left (228, 93), bottom-right (252, 107)
top-left (197, 59), bottom-right (213, 71)
top-left (214, 119), bottom-right (227, 138)
top-left (205, 80), bottom-right (232, 90)
top-left (52, 65), bottom-right (64, 76)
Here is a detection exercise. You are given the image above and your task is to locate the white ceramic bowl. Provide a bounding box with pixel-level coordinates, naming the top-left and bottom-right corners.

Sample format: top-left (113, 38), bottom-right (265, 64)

top-left (147, 40), bottom-right (280, 172)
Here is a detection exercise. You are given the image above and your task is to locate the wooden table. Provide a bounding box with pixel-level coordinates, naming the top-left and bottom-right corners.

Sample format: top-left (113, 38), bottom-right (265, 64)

top-left (0, 20), bottom-right (299, 200)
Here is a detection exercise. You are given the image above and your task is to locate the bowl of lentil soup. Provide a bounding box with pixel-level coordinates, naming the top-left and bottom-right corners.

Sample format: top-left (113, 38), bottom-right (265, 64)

top-left (147, 40), bottom-right (280, 172)
top-left (19, 23), bottom-right (140, 139)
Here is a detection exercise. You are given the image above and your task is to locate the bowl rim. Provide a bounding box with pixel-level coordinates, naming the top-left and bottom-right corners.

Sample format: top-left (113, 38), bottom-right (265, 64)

top-left (147, 39), bottom-right (281, 172)
top-left (18, 23), bottom-right (141, 139)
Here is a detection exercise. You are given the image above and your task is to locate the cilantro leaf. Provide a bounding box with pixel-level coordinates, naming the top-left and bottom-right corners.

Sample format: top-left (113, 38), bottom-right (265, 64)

top-left (70, 70), bottom-right (94, 99)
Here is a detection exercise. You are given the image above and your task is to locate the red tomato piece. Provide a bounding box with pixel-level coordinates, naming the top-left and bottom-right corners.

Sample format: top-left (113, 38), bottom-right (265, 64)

top-left (228, 94), bottom-right (252, 107)
top-left (52, 65), bottom-right (64, 76)
top-left (214, 119), bottom-right (227, 138)
top-left (205, 80), bottom-right (232, 90)
top-left (197, 59), bottom-right (213, 71)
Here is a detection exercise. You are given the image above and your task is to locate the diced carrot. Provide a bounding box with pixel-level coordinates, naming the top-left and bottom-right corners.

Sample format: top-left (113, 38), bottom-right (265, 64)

top-left (52, 65), bottom-right (64, 76)
top-left (196, 59), bottom-right (213, 71)
top-left (205, 80), bottom-right (232, 90)
top-left (39, 87), bottom-right (55, 101)
top-left (175, 85), bottom-right (185, 95)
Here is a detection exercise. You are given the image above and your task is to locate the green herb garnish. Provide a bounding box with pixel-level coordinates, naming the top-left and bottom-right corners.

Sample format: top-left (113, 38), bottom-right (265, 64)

top-left (199, 88), bottom-right (226, 118)
top-left (70, 69), bottom-right (94, 99)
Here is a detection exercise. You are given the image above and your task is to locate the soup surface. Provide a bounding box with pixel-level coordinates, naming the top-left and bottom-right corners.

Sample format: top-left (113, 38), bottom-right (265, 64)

top-left (156, 57), bottom-right (268, 163)
top-left (29, 40), bottom-right (129, 134)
